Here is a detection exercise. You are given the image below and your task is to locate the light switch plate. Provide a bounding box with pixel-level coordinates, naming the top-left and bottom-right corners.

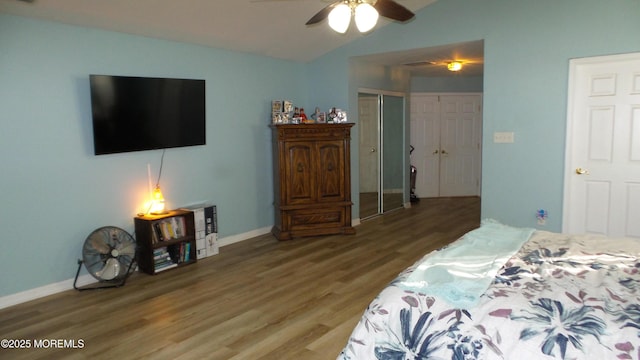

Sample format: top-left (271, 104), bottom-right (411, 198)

top-left (493, 132), bottom-right (515, 143)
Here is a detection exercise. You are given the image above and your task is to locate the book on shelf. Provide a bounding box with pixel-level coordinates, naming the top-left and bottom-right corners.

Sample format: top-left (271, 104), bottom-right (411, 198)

top-left (154, 253), bottom-right (171, 261)
top-left (152, 222), bottom-right (164, 243)
top-left (154, 252), bottom-right (177, 271)
top-left (154, 262), bottom-right (178, 272)
top-left (154, 258), bottom-right (173, 267)
top-left (164, 242), bottom-right (193, 264)
top-left (153, 247), bottom-right (171, 262)
top-left (154, 247), bottom-right (168, 258)
top-left (151, 216), bottom-right (188, 244)
top-left (184, 242), bottom-right (191, 262)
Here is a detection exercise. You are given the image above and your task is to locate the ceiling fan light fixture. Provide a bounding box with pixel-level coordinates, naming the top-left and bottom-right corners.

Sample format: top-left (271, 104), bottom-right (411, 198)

top-left (328, 3), bottom-right (351, 34)
top-left (447, 61), bottom-right (463, 72)
top-left (354, 3), bottom-right (379, 33)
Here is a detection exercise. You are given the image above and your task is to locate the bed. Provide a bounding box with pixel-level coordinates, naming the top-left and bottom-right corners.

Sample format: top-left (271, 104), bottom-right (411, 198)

top-left (338, 220), bottom-right (640, 360)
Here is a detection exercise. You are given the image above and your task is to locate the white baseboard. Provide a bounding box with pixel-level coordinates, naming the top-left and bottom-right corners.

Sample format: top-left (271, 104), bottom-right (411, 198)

top-left (0, 273), bottom-right (98, 310)
top-left (218, 226), bottom-right (271, 247)
top-left (0, 226), bottom-right (273, 310)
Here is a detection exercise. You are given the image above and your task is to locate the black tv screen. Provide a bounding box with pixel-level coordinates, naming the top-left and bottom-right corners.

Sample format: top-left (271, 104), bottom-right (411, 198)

top-left (90, 75), bottom-right (206, 155)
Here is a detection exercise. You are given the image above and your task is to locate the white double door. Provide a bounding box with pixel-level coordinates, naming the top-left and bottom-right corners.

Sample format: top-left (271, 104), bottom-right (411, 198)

top-left (563, 52), bottom-right (640, 238)
top-left (410, 93), bottom-right (482, 198)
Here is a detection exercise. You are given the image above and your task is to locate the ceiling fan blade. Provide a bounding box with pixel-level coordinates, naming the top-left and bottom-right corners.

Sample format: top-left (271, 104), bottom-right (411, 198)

top-left (374, 0), bottom-right (415, 22)
top-left (306, 1), bottom-right (340, 25)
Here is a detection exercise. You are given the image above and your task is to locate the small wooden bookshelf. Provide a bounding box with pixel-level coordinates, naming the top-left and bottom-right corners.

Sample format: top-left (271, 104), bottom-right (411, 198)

top-left (134, 209), bottom-right (197, 275)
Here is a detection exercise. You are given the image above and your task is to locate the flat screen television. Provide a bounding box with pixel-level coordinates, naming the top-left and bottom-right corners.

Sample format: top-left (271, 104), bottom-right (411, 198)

top-left (90, 75), bottom-right (206, 155)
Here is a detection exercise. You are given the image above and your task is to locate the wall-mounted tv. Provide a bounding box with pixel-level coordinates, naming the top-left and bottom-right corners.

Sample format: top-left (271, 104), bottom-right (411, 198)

top-left (90, 75), bottom-right (206, 155)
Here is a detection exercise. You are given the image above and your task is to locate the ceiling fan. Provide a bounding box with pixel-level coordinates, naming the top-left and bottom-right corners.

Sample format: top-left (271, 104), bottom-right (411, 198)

top-left (402, 58), bottom-right (484, 75)
top-left (306, 0), bottom-right (415, 33)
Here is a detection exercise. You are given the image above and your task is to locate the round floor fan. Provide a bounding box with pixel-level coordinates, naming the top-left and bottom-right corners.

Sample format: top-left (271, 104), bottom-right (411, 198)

top-left (74, 226), bottom-right (137, 291)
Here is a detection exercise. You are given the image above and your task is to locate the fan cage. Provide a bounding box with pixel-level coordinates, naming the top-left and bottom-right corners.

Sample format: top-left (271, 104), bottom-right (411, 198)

top-left (81, 226), bottom-right (137, 282)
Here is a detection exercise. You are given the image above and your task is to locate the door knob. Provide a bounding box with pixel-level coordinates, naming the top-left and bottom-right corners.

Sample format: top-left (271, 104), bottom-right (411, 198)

top-left (370, 148), bottom-right (376, 153)
top-left (432, 150), bottom-right (439, 155)
top-left (441, 149), bottom-right (448, 155)
top-left (575, 167), bottom-right (589, 175)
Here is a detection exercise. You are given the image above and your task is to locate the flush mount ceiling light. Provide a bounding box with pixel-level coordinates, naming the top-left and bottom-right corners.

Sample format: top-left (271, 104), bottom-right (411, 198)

top-left (447, 61), bottom-right (463, 72)
top-left (307, 0), bottom-right (415, 34)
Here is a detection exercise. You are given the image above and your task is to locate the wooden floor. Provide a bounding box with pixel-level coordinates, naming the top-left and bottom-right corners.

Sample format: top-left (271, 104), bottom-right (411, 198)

top-left (0, 197), bottom-right (480, 360)
top-left (358, 192), bottom-right (404, 219)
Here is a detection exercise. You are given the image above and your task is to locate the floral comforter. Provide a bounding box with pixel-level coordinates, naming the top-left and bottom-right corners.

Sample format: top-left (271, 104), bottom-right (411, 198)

top-left (338, 230), bottom-right (640, 360)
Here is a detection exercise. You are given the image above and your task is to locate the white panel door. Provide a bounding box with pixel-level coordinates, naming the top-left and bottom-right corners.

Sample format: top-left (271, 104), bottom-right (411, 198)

top-left (410, 94), bottom-right (440, 197)
top-left (564, 52), bottom-right (640, 238)
top-left (439, 95), bottom-right (482, 196)
top-left (410, 93), bottom-right (482, 198)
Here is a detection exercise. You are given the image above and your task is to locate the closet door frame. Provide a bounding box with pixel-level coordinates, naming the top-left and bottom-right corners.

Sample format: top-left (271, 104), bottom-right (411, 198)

top-left (358, 88), bottom-right (407, 220)
top-left (410, 92), bottom-right (483, 198)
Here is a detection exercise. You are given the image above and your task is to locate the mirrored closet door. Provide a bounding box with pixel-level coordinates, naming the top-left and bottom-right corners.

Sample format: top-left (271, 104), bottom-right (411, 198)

top-left (358, 91), bottom-right (405, 220)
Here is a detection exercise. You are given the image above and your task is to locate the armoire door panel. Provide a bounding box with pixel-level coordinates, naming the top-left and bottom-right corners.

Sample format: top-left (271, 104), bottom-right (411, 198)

top-left (285, 143), bottom-right (314, 204)
top-left (317, 141), bottom-right (345, 201)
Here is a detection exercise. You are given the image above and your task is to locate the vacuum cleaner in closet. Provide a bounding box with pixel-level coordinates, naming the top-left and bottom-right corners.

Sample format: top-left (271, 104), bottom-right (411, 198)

top-left (410, 145), bottom-right (419, 203)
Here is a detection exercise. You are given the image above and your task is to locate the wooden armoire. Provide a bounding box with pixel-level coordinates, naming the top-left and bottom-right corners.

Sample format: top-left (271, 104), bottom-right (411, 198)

top-left (271, 123), bottom-right (356, 240)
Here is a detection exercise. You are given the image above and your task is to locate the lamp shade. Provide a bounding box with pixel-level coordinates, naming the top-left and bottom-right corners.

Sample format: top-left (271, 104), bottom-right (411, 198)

top-left (354, 3), bottom-right (379, 32)
top-left (328, 3), bottom-right (351, 33)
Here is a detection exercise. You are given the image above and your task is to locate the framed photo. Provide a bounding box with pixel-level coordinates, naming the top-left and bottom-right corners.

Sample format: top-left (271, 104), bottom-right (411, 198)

top-left (317, 112), bottom-right (326, 123)
top-left (337, 110), bottom-right (347, 122)
top-left (272, 111), bottom-right (282, 124)
top-left (283, 100), bottom-right (293, 113)
top-left (272, 101), bottom-right (283, 113)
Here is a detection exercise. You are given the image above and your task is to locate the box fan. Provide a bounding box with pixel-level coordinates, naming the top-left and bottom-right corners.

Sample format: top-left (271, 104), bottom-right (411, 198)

top-left (74, 226), bottom-right (137, 291)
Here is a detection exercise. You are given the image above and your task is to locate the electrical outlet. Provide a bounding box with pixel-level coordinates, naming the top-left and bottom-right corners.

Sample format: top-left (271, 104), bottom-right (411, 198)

top-left (493, 132), bottom-right (515, 143)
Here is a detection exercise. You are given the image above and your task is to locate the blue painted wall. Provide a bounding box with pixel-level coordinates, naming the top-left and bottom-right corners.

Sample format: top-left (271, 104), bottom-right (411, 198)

top-left (0, 14), bottom-right (307, 297)
top-left (307, 0), bottom-right (640, 231)
top-left (2, 0), bottom-right (640, 299)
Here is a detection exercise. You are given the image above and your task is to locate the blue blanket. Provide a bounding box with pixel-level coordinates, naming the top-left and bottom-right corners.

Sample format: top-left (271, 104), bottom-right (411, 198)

top-left (399, 219), bottom-right (535, 309)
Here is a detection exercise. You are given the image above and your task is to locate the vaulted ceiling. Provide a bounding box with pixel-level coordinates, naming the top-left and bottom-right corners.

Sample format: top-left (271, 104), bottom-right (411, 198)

top-left (0, 0), bottom-right (484, 77)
